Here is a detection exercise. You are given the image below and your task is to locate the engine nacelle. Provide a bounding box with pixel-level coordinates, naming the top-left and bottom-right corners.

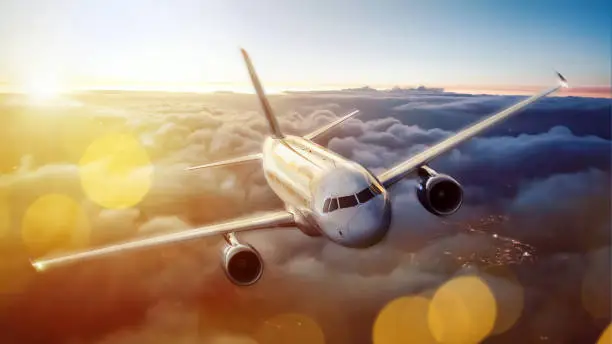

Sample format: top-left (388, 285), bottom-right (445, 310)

top-left (222, 242), bottom-right (263, 286)
top-left (416, 166), bottom-right (463, 216)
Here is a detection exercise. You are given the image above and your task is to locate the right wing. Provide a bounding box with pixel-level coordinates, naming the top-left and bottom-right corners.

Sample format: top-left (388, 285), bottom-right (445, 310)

top-left (304, 109), bottom-right (360, 140)
top-left (377, 72), bottom-right (569, 188)
top-left (32, 210), bottom-right (295, 271)
top-left (185, 153), bottom-right (262, 171)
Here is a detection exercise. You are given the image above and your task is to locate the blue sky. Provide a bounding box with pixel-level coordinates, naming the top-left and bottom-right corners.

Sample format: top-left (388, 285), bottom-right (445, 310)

top-left (0, 0), bottom-right (609, 92)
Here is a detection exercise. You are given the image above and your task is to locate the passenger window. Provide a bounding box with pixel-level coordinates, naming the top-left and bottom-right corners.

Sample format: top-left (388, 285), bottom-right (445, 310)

top-left (338, 195), bottom-right (358, 208)
top-left (323, 198), bottom-right (331, 212)
top-left (357, 188), bottom-right (374, 203)
top-left (328, 198), bottom-right (339, 212)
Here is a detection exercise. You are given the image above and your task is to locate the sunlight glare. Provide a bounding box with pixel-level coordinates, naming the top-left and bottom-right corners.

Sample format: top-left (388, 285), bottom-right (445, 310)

top-left (22, 75), bottom-right (65, 104)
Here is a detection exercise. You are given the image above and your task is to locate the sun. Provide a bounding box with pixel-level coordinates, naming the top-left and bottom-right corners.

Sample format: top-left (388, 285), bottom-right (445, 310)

top-left (21, 75), bottom-right (66, 104)
top-left (26, 80), bottom-right (63, 102)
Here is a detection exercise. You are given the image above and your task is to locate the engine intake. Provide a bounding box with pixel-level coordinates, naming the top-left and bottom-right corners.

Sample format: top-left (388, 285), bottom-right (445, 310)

top-left (222, 241), bottom-right (263, 286)
top-left (416, 166), bottom-right (463, 216)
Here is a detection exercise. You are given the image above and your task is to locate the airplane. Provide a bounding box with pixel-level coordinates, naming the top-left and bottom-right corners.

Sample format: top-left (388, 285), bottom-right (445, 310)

top-left (31, 49), bottom-right (569, 286)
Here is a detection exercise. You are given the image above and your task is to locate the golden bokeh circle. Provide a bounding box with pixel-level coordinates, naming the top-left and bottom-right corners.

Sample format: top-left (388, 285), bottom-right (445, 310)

top-left (373, 295), bottom-right (437, 344)
top-left (597, 323), bottom-right (611, 344)
top-left (79, 133), bottom-right (153, 209)
top-left (255, 313), bottom-right (325, 344)
top-left (21, 193), bottom-right (90, 255)
top-left (482, 266), bottom-right (525, 335)
top-left (428, 275), bottom-right (497, 344)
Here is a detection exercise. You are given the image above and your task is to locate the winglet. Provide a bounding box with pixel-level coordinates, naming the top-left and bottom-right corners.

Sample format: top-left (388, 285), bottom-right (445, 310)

top-left (241, 48), bottom-right (284, 138)
top-left (556, 71), bottom-right (569, 88)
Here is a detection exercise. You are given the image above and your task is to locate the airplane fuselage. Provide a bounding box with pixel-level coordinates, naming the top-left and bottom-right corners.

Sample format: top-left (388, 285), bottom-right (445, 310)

top-left (262, 135), bottom-right (392, 248)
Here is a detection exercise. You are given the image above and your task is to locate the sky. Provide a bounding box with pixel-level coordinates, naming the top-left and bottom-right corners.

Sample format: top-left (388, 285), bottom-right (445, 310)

top-left (0, 0), bottom-right (610, 93)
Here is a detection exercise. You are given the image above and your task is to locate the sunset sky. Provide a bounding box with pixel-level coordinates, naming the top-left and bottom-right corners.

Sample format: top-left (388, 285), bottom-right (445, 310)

top-left (0, 0), bottom-right (610, 94)
top-left (0, 2), bottom-right (610, 342)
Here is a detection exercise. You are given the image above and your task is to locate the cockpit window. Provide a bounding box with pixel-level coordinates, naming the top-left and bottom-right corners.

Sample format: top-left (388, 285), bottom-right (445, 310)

top-left (328, 198), bottom-right (339, 212)
top-left (338, 195), bottom-right (358, 208)
top-left (356, 188), bottom-right (374, 203)
top-left (323, 198), bottom-right (331, 213)
top-left (323, 183), bottom-right (382, 213)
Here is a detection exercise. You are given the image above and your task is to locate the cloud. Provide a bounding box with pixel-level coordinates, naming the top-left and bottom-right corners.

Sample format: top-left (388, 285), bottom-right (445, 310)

top-left (0, 90), bottom-right (609, 344)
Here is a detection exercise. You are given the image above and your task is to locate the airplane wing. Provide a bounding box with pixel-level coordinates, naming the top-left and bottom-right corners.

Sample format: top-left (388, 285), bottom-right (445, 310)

top-left (377, 73), bottom-right (569, 188)
top-left (32, 210), bottom-right (295, 271)
top-left (185, 153), bottom-right (263, 171)
top-left (304, 109), bottom-right (360, 140)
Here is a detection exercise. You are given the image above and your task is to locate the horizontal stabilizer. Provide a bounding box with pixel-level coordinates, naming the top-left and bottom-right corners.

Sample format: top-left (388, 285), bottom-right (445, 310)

top-left (304, 109), bottom-right (360, 140)
top-left (185, 153), bottom-right (262, 171)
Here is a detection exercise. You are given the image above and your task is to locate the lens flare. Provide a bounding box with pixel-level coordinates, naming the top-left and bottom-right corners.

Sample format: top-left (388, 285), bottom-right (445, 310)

top-left (79, 133), bottom-right (153, 209)
top-left (373, 295), bottom-right (437, 344)
top-left (428, 275), bottom-right (497, 344)
top-left (21, 193), bottom-right (90, 255)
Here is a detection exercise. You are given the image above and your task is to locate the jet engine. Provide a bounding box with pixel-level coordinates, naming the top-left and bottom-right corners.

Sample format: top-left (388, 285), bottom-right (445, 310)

top-left (416, 166), bottom-right (463, 216)
top-left (222, 236), bottom-right (263, 286)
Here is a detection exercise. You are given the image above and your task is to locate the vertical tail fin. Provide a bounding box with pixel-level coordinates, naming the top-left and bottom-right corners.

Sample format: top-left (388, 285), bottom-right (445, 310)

top-left (241, 48), bottom-right (284, 139)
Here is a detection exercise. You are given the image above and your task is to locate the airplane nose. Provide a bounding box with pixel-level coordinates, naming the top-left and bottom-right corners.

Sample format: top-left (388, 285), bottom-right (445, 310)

top-left (346, 195), bottom-right (390, 248)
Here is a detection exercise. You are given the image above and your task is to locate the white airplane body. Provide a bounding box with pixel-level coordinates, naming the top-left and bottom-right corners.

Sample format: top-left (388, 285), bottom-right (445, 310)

top-left (262, 134), bottom-right (391, 248)
top-left (32, 49), bottom-right (569, 286)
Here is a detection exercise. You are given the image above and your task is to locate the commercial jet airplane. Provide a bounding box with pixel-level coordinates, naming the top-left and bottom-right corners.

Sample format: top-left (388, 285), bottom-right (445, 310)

top-left (31, 49), bottom-right (569, 286)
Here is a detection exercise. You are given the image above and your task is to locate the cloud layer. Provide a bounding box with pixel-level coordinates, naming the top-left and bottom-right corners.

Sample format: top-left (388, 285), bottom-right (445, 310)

top-left (0, 90), bottom-right (609, 344)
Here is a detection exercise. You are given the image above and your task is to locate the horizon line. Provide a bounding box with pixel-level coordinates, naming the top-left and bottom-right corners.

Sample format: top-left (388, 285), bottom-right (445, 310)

top-left (0, 84), bottom-right (609, 99)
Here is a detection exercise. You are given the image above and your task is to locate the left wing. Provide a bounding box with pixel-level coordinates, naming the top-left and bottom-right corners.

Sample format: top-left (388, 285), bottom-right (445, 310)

top-left (304, 109), bottom-right (360, 140)
top-left (32, 210), bottom-right (295, 271)
top-left (378, 72), bottom-right (569, 188)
